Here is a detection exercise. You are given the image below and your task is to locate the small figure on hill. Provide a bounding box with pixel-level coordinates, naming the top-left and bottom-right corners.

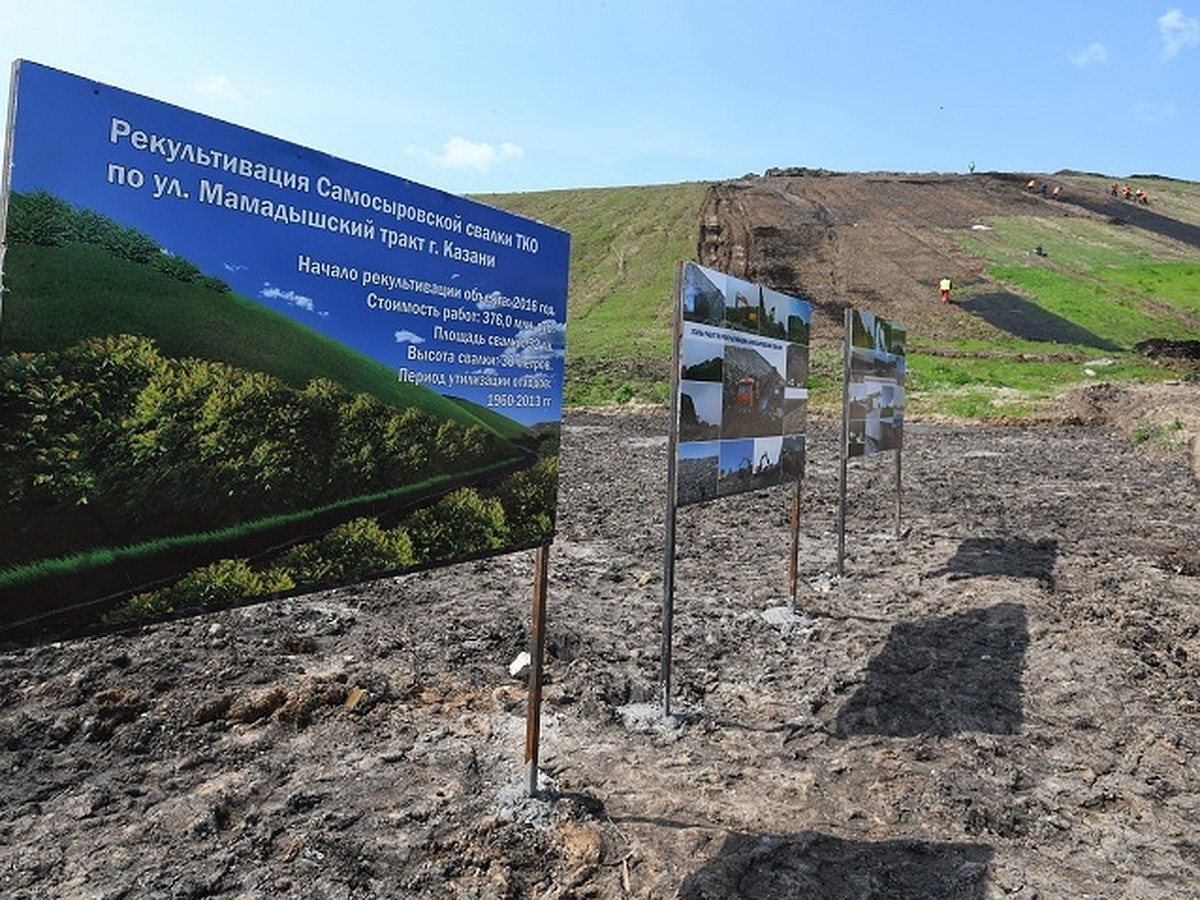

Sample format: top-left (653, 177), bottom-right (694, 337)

top-left (1135, 188), bottom-right (1149, 205)
top-left (1110, 182), bottom-right (1120, 197)
top-left (1123, 185), bottom-right (1133, 200)
top-left (1035, 245), bottom-right (1047, 257)
top-left (1027, 179), bottom-right (1037, 191)
top-left (939, 277), bottom-right (953, 303)
top-left (969, 160), bottom-right (976, 173)
top-left (1051, 185), bottom-right (1061, 199)
top-left (1040, 183), bottom-right (1048, 197)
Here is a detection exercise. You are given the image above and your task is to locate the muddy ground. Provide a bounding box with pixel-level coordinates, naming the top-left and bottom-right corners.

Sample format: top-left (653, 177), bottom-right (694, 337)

top-left (3, 395), bottom-right (1200, 899)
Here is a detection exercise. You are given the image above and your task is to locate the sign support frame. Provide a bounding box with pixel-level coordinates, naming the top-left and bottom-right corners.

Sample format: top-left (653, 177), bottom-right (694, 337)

top-left (836, 308), bottom-right (852, 576)
top-left (524, 542), bottom-right (551, 797)
top-left (660, 263), bottom-right (685, 719)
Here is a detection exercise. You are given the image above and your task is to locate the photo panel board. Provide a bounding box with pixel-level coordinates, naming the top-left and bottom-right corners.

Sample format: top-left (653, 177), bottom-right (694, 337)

top-left (675, 262), bottom-right (812, 506)
top-left (845, 309), bottom-right (906, 458)
top-left (0, 60), bottom-right (570, 630)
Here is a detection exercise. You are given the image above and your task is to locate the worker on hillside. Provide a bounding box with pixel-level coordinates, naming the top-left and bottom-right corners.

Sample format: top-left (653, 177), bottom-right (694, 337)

top-left (1051, 185), bottom-right (1061, 199)
top-left (1110, 182), bottom-right (1120, 197)
top-left (939, 277), bottom-right (953, 303)
top-left (1123, 185), bottom-right (1133, 200)
top-left (1027, 179), bottom-right (1037, 191)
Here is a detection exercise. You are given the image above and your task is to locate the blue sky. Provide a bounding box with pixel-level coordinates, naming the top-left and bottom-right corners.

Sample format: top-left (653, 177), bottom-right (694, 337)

top-left (2, 0), bottom-right (1199, 194)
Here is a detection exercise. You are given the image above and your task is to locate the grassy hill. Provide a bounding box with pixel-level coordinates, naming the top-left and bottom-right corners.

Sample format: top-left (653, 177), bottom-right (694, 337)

top-left (478, 172), bottom-right (1200, 420)
top-left (1, 242), bottom-right (525, 440)
top-left (475, 183), bottom-right (709, 405)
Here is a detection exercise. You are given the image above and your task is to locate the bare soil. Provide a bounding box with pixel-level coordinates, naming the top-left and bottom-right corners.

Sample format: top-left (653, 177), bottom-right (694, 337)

top-left (699, 170), bottom-right (1200, 351)
top-left (3, 389), bottom-right (1200, 899)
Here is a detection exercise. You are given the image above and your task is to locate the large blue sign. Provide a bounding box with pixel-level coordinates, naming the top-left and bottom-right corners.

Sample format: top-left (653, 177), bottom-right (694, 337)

top-left (3, 60), bottom-right (568, 424)
top-left (0, 60), bottom-right (570, 631)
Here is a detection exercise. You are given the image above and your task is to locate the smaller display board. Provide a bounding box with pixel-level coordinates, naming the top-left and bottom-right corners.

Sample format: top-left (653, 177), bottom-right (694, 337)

top-left (674, 262), bottom-right (812, 505)
top-left (846, 308), bottom-right (907, 457)
top-left (837, 307), bottom-right (907, 575)
top-left (661, 262), bottom-right (813, 716)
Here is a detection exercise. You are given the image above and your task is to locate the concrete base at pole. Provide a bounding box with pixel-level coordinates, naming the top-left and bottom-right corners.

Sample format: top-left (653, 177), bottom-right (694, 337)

top-left (617, 702), bottom-right (689, 735)
top-left (761, 605), bottom-right (814, 636)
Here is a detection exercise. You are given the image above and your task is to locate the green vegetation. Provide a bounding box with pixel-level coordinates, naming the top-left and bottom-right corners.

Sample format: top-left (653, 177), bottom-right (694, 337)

top-left (1130, 418), bottom-right (1187, 448)
top-left (0, 333), bottom-right (514, 572)
top-left (478, 183), bottom-right (709, 402)
top-left (2, 193), bottom-right (508, 436)
top-left (480, 176), bottom-right (1200, 418)
top-left (0, 193), bottom-right (558, 625)
top-left (103, 456), bottom-right (558, 624)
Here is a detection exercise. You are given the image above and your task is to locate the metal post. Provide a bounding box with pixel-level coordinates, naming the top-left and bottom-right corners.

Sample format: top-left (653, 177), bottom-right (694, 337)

top-left (788, 477), bottom-right (802, 614)
top-left (524, 543), bottom-right (550, 797)
top-left (836, 308), bottom-right (852, 576)
top-left (894, 447), bottom-right (903, 537)
top-left (660, 263), bottom-right (685, 719)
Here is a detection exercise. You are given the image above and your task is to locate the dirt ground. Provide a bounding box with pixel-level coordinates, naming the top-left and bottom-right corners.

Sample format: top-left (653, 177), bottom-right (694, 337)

top-left (3, 389), bottom-right (1200, 899)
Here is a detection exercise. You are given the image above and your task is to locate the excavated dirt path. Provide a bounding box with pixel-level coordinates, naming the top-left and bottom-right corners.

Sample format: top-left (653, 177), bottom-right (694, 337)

top-left (2, 404), bottom-right (1199, 898)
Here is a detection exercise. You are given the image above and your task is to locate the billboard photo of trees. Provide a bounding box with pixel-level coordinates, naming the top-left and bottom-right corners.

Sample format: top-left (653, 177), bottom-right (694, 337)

top-left (675, 263), bottom-right (812, 506)
top-left (0, 61), bottom-right (570, 631)
top-left (846, 309), bottom-right (907, 457)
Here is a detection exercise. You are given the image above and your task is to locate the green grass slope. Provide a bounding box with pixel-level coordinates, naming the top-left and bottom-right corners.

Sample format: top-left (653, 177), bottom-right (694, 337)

top-left (479, 173), bottom-right (1200, 419)
top-left (476, 182), bottom-right (710, 404)
top-left (1, 242), bottom-right (521, 438)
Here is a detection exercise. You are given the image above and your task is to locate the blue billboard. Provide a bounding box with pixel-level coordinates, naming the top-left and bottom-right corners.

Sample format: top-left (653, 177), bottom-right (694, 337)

top-left (0, 60), bottom-right (570, 631)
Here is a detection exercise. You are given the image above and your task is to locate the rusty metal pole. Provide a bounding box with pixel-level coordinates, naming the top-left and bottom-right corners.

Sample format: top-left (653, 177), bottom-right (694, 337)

top-left (524, 543), bottom-right (550, 797)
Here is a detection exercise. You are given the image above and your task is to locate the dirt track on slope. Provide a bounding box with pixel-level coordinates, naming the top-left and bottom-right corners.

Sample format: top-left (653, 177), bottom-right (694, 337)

top-left (2, 401), bottom-right (1200, 898)
top-left (698, 170), bottom-right (1200, 352)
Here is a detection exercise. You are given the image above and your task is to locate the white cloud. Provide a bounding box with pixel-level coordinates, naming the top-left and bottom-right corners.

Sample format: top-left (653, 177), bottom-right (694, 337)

top-left (500, 318), bottom-right (566, 368)
top-left (407, 137), bottom-right (524, 172)
top-left (394, 330), bottom-right (425, 344)
top-left (1159, 8), bottom-right (1200, 59)
top-left (194, 73), bottom-right (242, 101)
top-left (1131, 100), bottom-right (1177, 122)
top-left (1068, 42), bottom-right (1108, 67)
top-left (260, 283), bottom-right (328, 317)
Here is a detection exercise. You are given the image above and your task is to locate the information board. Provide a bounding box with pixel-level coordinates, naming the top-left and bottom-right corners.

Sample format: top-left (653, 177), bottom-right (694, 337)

top-left (674, 262), bottom-right (812, 505)
top-left (0, 61), bottom-right (570, 629)
top-left (846, 309), bottom-right (906, 457)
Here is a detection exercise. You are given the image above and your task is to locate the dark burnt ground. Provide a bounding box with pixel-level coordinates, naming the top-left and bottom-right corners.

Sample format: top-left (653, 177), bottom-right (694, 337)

top-left (957, 291), bottom-right (1124, 350)
top-left (1062, 191), bottom-right (1200, 250)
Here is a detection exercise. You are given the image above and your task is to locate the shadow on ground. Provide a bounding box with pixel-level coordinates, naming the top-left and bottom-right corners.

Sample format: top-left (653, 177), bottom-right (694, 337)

top-left (930, 537), bottom-right (1058, 587)
top-left (1064, 194), bottom-right (1200, 250)
top-left (959, 292), bottom-right (1122, 350)
top-left (678, 831), bottom-right (993, 899)
top-left (836, 603), bottom-right (1029, 737)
